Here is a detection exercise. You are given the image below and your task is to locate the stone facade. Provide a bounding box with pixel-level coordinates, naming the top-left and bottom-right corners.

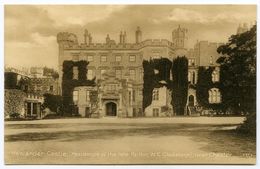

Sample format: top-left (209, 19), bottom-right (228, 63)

top-left (57, 25), bottom-right (222, 117)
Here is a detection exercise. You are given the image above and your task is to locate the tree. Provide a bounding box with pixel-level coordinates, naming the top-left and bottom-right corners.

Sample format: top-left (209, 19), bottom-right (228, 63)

top-left (217, 25), bottom-right (256, 114)
top-left (43, 94), bottom-right (63, 113)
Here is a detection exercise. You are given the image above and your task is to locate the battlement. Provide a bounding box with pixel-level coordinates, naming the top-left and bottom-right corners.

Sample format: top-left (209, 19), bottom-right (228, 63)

top-left (59, 37), bottom-right (175, 50)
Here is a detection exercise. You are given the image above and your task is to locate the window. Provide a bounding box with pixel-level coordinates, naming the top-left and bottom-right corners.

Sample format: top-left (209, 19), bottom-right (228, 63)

top-left (133, 90), bottom-right (136, 102)
top-left (107, 84), bottom-right (116, 91)
top-left (208, 88), bottom-right (221, 104)
top-left (72, 55), bottom-right (79, 61)
top-left (139, 89), bottom-right (143, 96)
top-left (129, 69), bottom-right (136, 80)
top-left (101, 69), bottom-right (106, 79)
top-left (115, 69), bottom-right (122, 79)
top-left (139, 68), bottom-right (143, 80)
top-left (210, 56), bottom-right (213, 65)
top-left (86, 90), bottom-right (90, 102)
top-left (192, 72), bottom-right (196, 84)
top-left (115, 55), bottom-right (121, 62)
top-left (87, 69), bottom-right (93, 80)
top-left (188, 59), bottom-right (195, 66)
top-left (87, 56), bottom-right (93, 62)
top-left (73, 90), bottom-right (79, 103)
top-left (152, 55), bottom-right (160, 59)
top-left (152, 89), bottom-right (159, 101)
top-left (188, 71), bottom-right (191, 82)
top-left (73, 66), bottom-right (78, 79)
top-left (212, 69), bottom-right (219, 82)
top-left (129, 91), bottom-right (131, 105)
top-left (153, 108), bottom-right (159, 117)
top-left (49, 86), bottom-right (53, 92)
top-left (101, 55), bottom-right (107, 62)
top-left (129, 55), bottom-right (136, 62)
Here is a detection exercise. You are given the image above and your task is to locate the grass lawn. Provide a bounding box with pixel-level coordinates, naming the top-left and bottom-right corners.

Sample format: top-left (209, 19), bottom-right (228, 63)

top-left (4, 117), bottom-right (256, 164)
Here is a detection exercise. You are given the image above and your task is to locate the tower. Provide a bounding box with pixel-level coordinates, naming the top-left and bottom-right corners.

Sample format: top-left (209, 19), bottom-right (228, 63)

top-left (172, 25), bottom-right (188, 49)
top-left (135, 26), bottom-right (142, 44)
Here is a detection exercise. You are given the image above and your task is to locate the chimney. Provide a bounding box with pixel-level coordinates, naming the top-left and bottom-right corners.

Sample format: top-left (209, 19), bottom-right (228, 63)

top-left (119, 31), bottom-right (123, 44)
top-left (135, 26), bottom-right (142, 44)
top-left (89, 33), bottom-right (92, 44)
top-left (106, 34), bottom-right (110, 44)
top-left (84, 29), bottom-right (89, 44)
top-left (123, 31), bottom-right (127, 43)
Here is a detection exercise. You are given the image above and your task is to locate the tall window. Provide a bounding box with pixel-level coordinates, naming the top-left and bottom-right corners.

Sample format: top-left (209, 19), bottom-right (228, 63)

top-left (132, 90), bottom-right (136, 102)
top-left (188, 71), bottom-right (191, 82)
top-left (208, 88), bottom-right (221, 104)
top-left (192, 72), bottom-right (196, 84)
top-left (73, 66), bottom-right (78, 80)
top-left (212, 69), bottom-right (219, 82)
top-left (129, 69), bottom-right (136, 80)
top-left (73, 90), bottom-right (79, 103)
top-left (152, 88), bottom-right (159, 101)
top-left (129, 55), bottom-right (136, 62)
top-left (101, 55), bottom-right (107, 62)
top-left (129, 91), bottom-right (131, 105)
top-left (115, 69), bottom-right (122, 79)
top-left (115, 55), bottom-right (121, 62)
top-left (101, 69), bottom-right (106, 79)
top-left (86, 90), bottom-right (90, 102)
top-left (49, 86), bottom-right (53, 92)
top-left (153, 108), bottom-right (159, 117)
top-left (87, 69), bottom-right (93, 80)
top-left (87, 56), bottom-right (93, 62)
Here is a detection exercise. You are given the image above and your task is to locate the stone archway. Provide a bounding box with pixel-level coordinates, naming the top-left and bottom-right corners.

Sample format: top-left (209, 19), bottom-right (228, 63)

top-left (106, 102), bottom-right (117, 116)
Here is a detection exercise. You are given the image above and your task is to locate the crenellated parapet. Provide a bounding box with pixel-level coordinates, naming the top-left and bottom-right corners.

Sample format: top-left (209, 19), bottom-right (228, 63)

top-left (60, 39), bottom-right (175, 50)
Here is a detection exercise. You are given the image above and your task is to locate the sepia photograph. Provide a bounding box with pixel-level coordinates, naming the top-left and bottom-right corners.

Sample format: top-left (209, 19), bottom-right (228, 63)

top-left (3, 3), bottom-right (257, 165)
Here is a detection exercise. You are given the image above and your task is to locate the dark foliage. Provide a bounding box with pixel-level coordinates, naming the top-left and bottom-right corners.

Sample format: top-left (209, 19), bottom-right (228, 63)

top-left (196, 66), bottom-right (222, 111)
top-left (172, 57), bottom-right (188, 115)
top-left (142, 58), bottom-right (172, 110)
top-left (217, 25), bottom-right (256, 114)
top-left (43, 67), bottom-right (59, 79)
top-left (62, 60), bottom-right (96, 116)
top-left (43, 94), bottom-right (63, 113)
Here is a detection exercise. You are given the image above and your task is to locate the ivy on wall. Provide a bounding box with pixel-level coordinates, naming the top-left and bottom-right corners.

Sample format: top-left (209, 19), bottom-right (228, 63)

top-left (143, 57), bottom-right (189, 115)
top-left (62, 60), bottom-right (96, 116)
top-left (196, 66), bottom-right (222, 110)
top-left (142, 58), bottom-right (173, 111)
top-left (171, 57), bottom-right (188, 115)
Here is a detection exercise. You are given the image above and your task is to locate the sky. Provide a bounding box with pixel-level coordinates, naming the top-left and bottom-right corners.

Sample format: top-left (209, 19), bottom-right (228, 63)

top-left (4, 5), bottom-right (257, 70)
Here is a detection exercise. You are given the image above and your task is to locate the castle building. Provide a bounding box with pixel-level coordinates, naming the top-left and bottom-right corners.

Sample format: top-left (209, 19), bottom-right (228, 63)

top-left (57, 26), bottom-right (221, 117)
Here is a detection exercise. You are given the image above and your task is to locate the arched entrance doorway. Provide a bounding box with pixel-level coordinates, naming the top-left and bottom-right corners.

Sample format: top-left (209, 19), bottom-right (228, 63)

top-left (188, 95), bottom-right (195, 106)
top-left (106, 102), bottom-right (117, 116)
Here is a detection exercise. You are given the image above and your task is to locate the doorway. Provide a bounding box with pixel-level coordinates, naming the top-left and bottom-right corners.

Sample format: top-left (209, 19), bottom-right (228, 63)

top-left (106, 102), bottom-right (117, 116)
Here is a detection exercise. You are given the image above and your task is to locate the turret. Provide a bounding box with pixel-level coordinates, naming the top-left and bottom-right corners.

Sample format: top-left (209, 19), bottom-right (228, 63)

top-left (135, 26), bottom-right (142, 44)
top-left (172, 25), bottom-right (188, 49)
